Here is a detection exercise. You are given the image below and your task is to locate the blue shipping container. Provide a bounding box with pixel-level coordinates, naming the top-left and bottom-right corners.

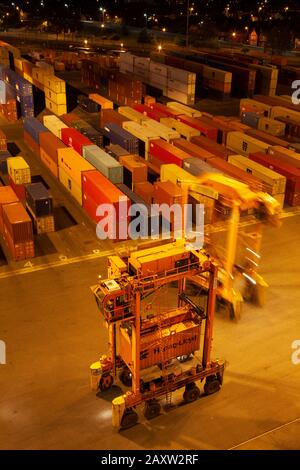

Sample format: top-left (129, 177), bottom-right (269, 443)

top-left (25, 182), bottom-right (53, 217)
top-left (23, 117), bottom-right (48, 144)
top-left (83, 144), bottom-right (123, 184)
top-left (102, 123), bottom-right (139, 154)
top-left (241, 112), bottom-right (260, 129)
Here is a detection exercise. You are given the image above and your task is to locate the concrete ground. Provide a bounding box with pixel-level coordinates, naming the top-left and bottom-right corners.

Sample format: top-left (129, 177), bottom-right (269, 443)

top-left (0, 207), bottom-right (300, 449)
top-left (0, 93), bottom-right (299, 450)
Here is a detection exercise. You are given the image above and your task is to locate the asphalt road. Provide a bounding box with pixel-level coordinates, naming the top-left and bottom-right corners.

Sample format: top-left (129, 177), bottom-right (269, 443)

top-left (0, 214), bottom-right (300, 450)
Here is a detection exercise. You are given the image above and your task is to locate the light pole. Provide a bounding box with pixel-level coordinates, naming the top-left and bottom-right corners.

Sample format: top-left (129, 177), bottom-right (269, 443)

top-left (100, 7), bottom-right (106, 24)
top-left (186, 0), bottom-right (190, 48)
top-left (144, 13), bottom-right (147, 29)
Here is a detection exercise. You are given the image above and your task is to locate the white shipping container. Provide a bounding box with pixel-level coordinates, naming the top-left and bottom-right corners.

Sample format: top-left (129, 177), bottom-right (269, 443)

top-left (134, 57), bottom-right (150, 70)
top-left (43, 115), bottom-right (68, 138)
top-left (149, 73), bottom-right (168, 88)
top-left (120, 52), bottom-right (135, 66)
top-left (167, 78), bottom-right (196, 95)
top-left (203, 66), bottom-right (232, 83)
top-left (166, 88), bottom-right (195, 106)
top-left (160, 117), bottom-right (200, 140)
top-left (133, 67), bottom-right (150, 81)
top-left (167, 66), bottom-right (196, 84)
top-left (149, 62), bottom-right (168, 77)
top-left (119, 63), bottom-right (134, 74)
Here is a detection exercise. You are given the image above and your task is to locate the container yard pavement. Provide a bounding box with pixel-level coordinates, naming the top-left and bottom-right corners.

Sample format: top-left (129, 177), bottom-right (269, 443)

top-left (0, 215), bottom-right (300, 450)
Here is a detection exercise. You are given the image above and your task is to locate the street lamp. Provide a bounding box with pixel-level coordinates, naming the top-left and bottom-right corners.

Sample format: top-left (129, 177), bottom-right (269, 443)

top-left (120, 43), bottom-right (124, 50)
top-left (100, 7), bottom-right (106, 24)
top-left (144, 13), bottom-right (147, 29)
top-left (158, 44), bottom-right (162, 53)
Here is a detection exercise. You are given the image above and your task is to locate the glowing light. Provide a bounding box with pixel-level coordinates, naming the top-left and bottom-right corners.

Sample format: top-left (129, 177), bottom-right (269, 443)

top-left (242, 273), bottom-right (257, 285)
top-left (232, 32), bottom-right (236, 37)
top-left (158, 44), bottom-right (162, 52)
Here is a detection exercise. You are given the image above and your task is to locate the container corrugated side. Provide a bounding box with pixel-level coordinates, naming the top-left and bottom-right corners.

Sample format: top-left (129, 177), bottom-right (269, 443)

top-left (57, 147), bottom-right (94, 187)
top-left (82, 144), bottom-right (123, 184)
top-left (2, 201), bottom-right (33, 243)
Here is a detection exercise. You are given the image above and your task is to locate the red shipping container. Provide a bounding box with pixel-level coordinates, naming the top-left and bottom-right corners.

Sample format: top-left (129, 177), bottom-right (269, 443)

top-left (133, 104), bottom-right (165, 122)
top-left (172, 138), bottom-right (215, 162)
top-left (4, 228), bottom-right (35, 261)
top-left (191, 135), bottom-right (233, 160)
top-left (3, 201), bottom-right (33, 243)
top-left (24, 130), bottom-right (40, 157)
top-left (81, 170), bottom-right (130, 240)
top-left (100, 109), bottom-right (128, 128)
top-left (0, 186), bottom-right (19, 232)
top-left (176, 115), bottom-right (218, 141)
top-left (285, 189), bottom-right (300, 207)
top-left (249, 152), bottom-right (300, 193)
top-left (8, 175), bottom-right (26, 201)
top-left (149, 103), bottom-right (181, 118)
top-left (39, 131), bottom-right (67, 164)
top-left (149, 139), bottom-right (190, 167)
top-left (61, 128), bottom-right (92, 156)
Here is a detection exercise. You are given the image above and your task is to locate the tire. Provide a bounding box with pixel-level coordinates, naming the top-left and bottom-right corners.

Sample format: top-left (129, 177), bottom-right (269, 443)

top-left (99, 374), bottom-right (113, 391)
top-left (120, 409), bottom-right (138, 429)
top-left (119, 368), bottom-right (132, 387)
top-left (144, 400), bottom-right (161, 420)
top-left (204, 378), bottom-right (220, 395)
top-left (183, 383), bottom-right (201, 403)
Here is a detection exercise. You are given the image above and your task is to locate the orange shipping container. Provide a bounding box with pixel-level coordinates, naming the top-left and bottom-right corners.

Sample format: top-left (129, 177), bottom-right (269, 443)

top-left (172, 138), bottom-right (215, 162)
top-left (40, 148), bottom-right (59, 178)
top-left (39, 131), bottom-right (67, 164)
top-left (134, 181), bottom-right (154, 205)
top-left (2, 202), bottom-right (33, 243)
top-left (119, 320), bottom-right (200, 371)
top-left (0, 186), bottom-right (19, 232)
top-left (119, 155), bottom-right (147, 188)
top-left (89, 93), bottom-right (113, 109)
top-left (153, 181), bottom-right (183, 206)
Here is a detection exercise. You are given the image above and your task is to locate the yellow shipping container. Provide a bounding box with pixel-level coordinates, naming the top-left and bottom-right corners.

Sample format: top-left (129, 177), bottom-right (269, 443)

top-left (23, 73), bottom-right (33, 84)
top-left (45, 97), bottom-right (67, 116)
top-left (118, 106), bottom-right (148, 124)
top-left (270, 106), bottom-right (300, 122)
top-left (273, 193), bottom-right (285, 210)
top-left (141, 118), bottom-right (180, 142)
top-left (57, 147), bottom-right (94, 188)
top-left (228, 154), bottom-right (286, 195)
top-left (14, 58), bottom-right (23, 72)
top-left (7, 157), bottom-right (31, 185)
top-left (122, 121), bottom-right (160, 159)
top-left (226, 131), bottom-right (269, 156)
top-left (239, 98), bottom-right (272, 117)
top-left (44, 76), bottom-right (66, 94)
top-left (58, 166), bottom-right (83, 206)
top-left (44, 87), bottom-right (67, 105)
top-left (160, 117), bottom-right (200, 141)
top-left (89, 93), bottom-right (113, 109)
top-left (166, 101), bottom-right (201, 117)
top-left (257, 117), bottom-right (286, 137)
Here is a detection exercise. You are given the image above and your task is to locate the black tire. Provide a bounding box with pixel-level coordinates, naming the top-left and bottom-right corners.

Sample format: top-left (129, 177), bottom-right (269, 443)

top-left (183, 383), bottom-right (201, 403)
top-left (99, 374), bottom-right (113, 391)
top-left (144, 400), bottom-right (161, 420)
top-left (119, 368), bottom-right (132, 387)
top-left (204, 378), bottom-right (220, 395)
top-left (120, 409), bottom-right (138, 429)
